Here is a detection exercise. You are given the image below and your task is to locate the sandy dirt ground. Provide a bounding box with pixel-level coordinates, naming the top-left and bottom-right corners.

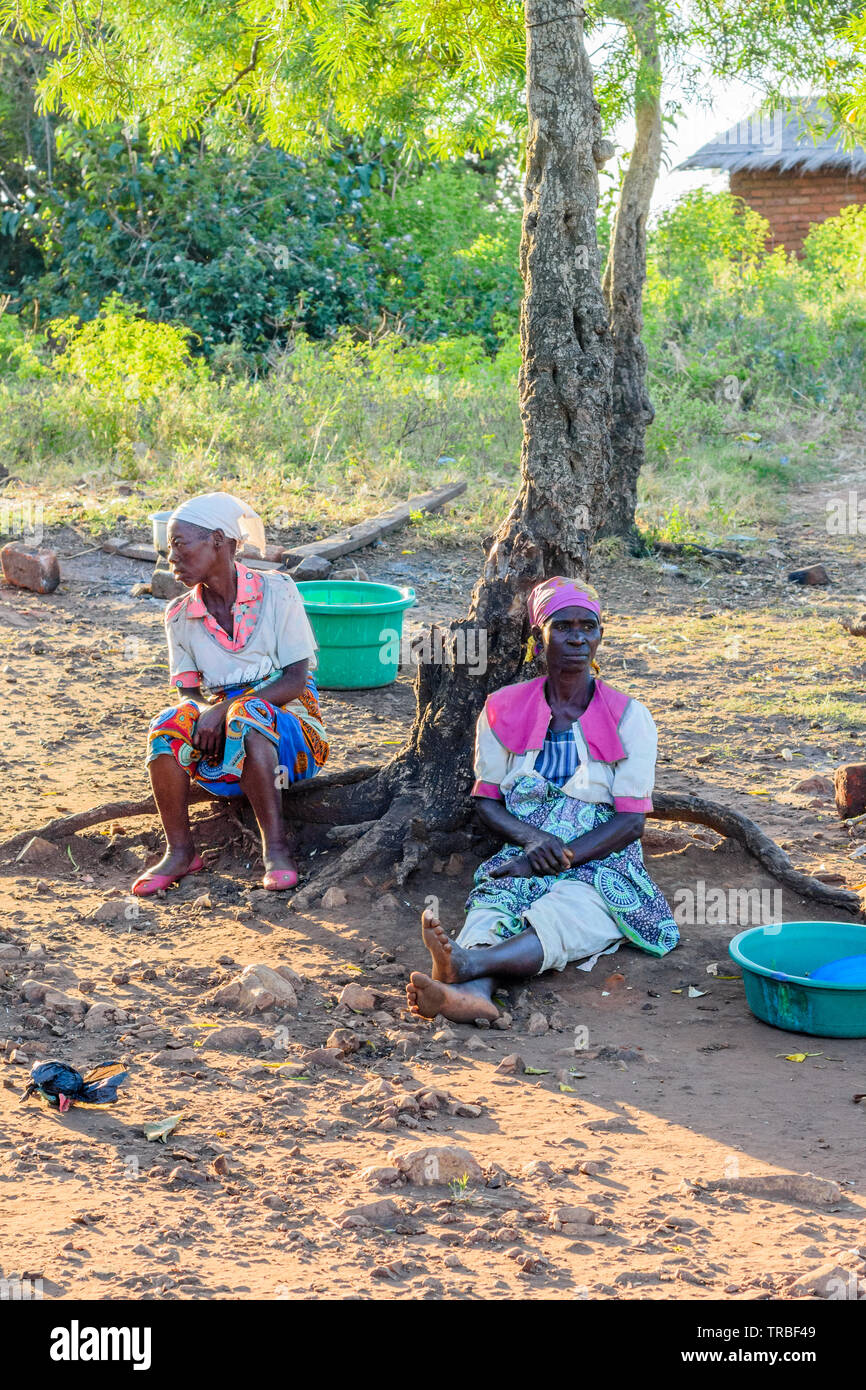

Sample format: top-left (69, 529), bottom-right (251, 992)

top-left (1, 465), bottom-right (865, 1302)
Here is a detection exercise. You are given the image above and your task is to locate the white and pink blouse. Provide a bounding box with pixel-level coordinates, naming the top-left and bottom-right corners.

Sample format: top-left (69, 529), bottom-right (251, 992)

top-left (471, 675), bottom-right (656, 813)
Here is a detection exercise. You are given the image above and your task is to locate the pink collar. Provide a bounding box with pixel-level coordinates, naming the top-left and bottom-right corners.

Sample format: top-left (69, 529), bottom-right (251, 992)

top-left (185, 562), bottom-right (261, 618)
top-left (486, 675), bottom-right (630, 762)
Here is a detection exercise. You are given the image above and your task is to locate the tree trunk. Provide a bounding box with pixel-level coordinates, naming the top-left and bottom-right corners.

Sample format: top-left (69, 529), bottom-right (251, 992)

top-left (599, 0), bottom-right (662, 540)
top-left (289, 0), bottom-right (614, 906)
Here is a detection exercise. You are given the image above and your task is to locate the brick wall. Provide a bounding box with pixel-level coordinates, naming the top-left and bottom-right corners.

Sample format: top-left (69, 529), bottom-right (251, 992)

top-left (730, 168), bottom-right (866, 256)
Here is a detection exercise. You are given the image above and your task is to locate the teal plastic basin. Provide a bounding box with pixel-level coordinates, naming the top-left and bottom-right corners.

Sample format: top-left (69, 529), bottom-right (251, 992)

top-left (729, 920), bottom-right (866, 1038)
top-left (296, 580), bottom-right (416, 690)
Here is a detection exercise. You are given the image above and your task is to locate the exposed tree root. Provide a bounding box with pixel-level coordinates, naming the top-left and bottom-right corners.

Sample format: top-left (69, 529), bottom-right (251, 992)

top-left (3, 768), bottom-right (861, 920)
top-left (651, 792), bottom-right (864, 916)
top-left (0, 797), bottom-right (158, 860)
top-left (290, 794), bottom-right (421, 909)
top-left (0, 762), bottom-right (384, 862)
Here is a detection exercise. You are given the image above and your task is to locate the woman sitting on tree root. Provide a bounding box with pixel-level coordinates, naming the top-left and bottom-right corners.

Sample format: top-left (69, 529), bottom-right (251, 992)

top-left (406, 577), bottom-right (678, 1024)
top-left (132, 492), bottom-right (328, 897)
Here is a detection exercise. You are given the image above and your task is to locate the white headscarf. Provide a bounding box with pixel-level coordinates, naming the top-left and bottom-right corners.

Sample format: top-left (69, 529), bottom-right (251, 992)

top-left (170, 492), bottom-right (267, 558)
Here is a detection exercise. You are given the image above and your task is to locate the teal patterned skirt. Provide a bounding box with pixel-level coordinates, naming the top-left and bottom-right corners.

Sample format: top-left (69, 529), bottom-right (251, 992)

top-left (467, 773), bottom-right (679, 957)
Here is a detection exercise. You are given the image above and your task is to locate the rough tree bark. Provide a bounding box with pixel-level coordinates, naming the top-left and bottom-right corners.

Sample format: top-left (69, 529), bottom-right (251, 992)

top-left (598, 0), bottom-right (662, 540)
top-left (285, 0), bottom-right (615, 906)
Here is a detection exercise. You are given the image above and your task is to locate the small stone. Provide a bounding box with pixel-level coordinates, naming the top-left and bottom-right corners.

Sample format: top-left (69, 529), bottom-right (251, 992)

top-left (523, 1159), bottom-right (555, 1179)
top-left (444, 854), bottom-right (463, 876)
top-left (338, 983), bottom-right (377, 1013)
top-left (376, 892), bottom-right (401, 912)
top-left (212, 963), bottom-right (298, 1014)
top-left (211, 1155), bottom-right (229, 1177)
top-left (302, 1047), bottom-right (346, 1069)
top-left (492, 1011), bottom-right (513, 1030)
top-left (358, 1165), bottom-right (401, 1186)
top-left (90, 900), bottom-right (131, 924)
top-left (9, 1048), bottom-right (28, 1065)
top-left (395, 1144), bottom-right (483, 1186)
top-left (83, 1001), bottom-right (127, 1031)
top-left (789, 1260), bottom-right (865, 1298)
top-left (326, 1027), bottom-right (361, 1054)
top-left (834, 764), bottom-right (866, 819)
top-left (432, 1027), bottom-right (457, 1044)
top-left (495, 1053), bottom-right (525, 1075)
top-left (290, 554), bottom-right (333, 581)
top-left (150, 566), bottom-right (187, 600)
top-left (788, 564), bottom-right (830, 586)
top-left (527, 1011), bottom-right (549, 1036)
top-left (792, 775), bottom-right (834, 797)
top-left (321, 887), bottom-right (348, 909)
top-left (841, 610), bottom-right (866, 637)
top-left (331, 567), bottom-right (370, 582)
top-left (549, 1204), bottom-right (598, 1230)
top-left (201, 1025), bottom-right (262, 1053)
top-left (0, 542), bottom-right (60, 594)
top-left (335, 1199), bottom-right (401, 1229)
top-left (14, 836), bottom-right (66, 873)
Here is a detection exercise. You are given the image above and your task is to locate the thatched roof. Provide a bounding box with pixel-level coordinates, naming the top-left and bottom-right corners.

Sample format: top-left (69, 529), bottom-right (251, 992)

top-left (678, 101), bottom-right (866, 177)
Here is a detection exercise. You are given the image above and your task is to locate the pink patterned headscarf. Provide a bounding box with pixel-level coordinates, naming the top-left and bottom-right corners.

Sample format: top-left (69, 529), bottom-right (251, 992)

top-left (527, 576), bottom-right (601, 628)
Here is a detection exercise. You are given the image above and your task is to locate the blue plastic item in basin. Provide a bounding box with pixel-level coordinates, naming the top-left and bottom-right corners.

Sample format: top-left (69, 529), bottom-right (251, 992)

top-left (810, 954), bottom-right (866, 985)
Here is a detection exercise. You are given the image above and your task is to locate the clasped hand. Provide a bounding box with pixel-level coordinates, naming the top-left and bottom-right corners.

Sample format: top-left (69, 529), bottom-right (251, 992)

top-left (490, 830), bottom-right (574, 879)
top-left (192, 701), bottom-right (229, 758)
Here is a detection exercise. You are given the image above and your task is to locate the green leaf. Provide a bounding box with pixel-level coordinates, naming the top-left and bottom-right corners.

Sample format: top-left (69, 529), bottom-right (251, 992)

top-left (143, 1113), bottom-right (184, 1143)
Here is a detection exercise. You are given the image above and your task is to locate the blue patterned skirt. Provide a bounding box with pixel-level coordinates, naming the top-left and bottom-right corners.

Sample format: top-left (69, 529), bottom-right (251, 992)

top-left (466, 773), bottom-right (679, 957)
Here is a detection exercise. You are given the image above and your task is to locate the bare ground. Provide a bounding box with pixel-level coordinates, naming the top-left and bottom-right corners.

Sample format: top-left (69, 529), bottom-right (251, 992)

top-left (1, 461), bottom-right (865, 1301)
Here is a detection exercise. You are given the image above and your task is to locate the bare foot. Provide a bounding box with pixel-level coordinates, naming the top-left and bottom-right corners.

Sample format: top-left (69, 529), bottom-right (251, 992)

top-left (406, 971), bottom-right (500, 1024)
top-left (421, 907), bottom-right (474, 984)
top-left (145, 842), bottom-right (198, 880)
top-left (263, 841), bottom-right (298, 876)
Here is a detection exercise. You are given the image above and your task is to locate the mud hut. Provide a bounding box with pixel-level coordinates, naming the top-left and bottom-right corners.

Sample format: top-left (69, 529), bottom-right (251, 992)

top-left (679, 102), bottom-right (866, 255)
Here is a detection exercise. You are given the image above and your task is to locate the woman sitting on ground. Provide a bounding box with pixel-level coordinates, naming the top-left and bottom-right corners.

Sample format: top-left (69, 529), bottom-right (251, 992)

top-left (133, 492), bottom-right (327, 897)
top-left (406, 577), bottom-right (678, 1023)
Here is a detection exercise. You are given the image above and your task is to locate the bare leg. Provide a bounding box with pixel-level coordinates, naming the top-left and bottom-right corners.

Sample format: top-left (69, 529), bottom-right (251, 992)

top-left (407, 905), bottom-right (545, 1023)
top-left (421, 905), bottom-right (544, 982)
top-left (239, 730), bottom-right (297, 875)
top-left (145, 753), bottom-right (198, 877)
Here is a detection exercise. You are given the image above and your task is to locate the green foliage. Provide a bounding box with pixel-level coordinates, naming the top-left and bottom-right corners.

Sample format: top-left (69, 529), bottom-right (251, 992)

top-left (50, 293), bottom-right (206, 398)
top-left (801, 202), bottom-right (866, 287)
top-left (361, 165), bottom-right (522, 346)
top-left (15, 126), bottom-right (385, 359)
top-left (638, 191), bottom-right (866, 538)
top-left (0, 307), bottom-right (47, 379)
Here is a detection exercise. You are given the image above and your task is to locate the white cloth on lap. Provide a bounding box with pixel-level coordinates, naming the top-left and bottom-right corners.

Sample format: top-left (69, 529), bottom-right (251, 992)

top-left (457, 879), bottom-right (623, 975)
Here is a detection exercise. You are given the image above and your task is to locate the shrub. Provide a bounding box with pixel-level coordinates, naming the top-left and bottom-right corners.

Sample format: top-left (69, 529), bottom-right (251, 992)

top-left (50, 294), bottom-right (206, 398)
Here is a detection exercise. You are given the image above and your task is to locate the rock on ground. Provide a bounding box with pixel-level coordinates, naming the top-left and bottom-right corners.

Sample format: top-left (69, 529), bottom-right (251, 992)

top-left (211, 963), bottom-right (299, 1014)
top-left (394, 1144), bottom-right (483, 1186)
top-left (707, 1172), bottom-right (842, 1205)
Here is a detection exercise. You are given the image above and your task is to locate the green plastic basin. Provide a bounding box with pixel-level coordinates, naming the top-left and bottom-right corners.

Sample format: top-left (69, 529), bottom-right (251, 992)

top-left (296, 580), bottom-right (416, 690)
top-left (729, 920), bottom-right (866, 1038)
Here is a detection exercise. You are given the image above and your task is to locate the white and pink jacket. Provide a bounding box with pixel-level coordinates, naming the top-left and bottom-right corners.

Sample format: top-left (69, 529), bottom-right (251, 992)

top-left (471, 675), bottom-right (655, 813)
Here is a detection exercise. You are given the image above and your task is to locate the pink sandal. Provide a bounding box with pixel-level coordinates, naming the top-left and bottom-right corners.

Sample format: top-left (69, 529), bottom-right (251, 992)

top-left (262, 868), bottom-right (298, 891)
top-left (131, 854), bottom-right (205, 897)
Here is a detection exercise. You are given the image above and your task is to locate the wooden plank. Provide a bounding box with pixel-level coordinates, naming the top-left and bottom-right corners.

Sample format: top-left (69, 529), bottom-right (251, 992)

top-left (100, 537), bottom-right (280, 570)
top-left (100, 479), bottom-right (466, 571)
top-left (281, 481), bottom-right (466, 564)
